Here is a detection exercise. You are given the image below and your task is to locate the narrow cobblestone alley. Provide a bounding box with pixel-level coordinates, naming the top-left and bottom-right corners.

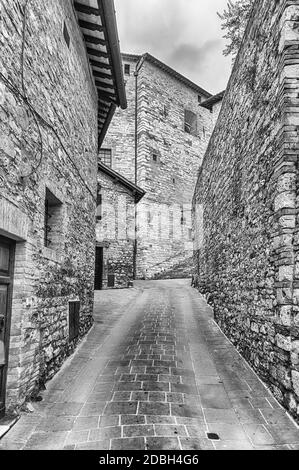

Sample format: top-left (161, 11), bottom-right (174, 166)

top-left (1, 280), bottom-right (299, 451)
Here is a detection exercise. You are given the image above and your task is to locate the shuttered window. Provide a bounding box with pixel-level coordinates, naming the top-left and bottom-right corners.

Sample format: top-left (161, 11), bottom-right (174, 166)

top-left (69, 301), bottom-right (80, 341)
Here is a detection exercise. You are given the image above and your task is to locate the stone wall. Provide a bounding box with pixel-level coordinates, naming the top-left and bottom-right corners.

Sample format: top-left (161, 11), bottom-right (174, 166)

top-left (0, 0), bottom-right (98, 410)
top-left (103, 54), bottom-right (215, 279)
top-left (193, 0), bottom-right (299, 422)
top-left (96, 170), bottom-right (136, 289)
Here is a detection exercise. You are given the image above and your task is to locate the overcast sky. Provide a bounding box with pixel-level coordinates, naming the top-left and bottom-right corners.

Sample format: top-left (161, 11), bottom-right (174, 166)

top-left (114, 0), bottom-right (232, 95)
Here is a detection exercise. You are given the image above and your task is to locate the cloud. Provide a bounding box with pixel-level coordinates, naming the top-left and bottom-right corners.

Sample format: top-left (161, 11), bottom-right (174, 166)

top-left (114, 0), bottom-right (232, 93)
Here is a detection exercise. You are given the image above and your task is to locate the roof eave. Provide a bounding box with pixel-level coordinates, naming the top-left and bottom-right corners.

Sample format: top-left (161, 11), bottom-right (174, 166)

top-left (98, 162), bottom-right (146, 202)
top-left (100, 0), bottom-right (127, 109)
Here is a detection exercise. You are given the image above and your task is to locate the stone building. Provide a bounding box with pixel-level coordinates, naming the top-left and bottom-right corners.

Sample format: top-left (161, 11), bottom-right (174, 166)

top-left (101, 53), bottom-right (222, 280)
top-left (193, 0), bottom-right (299, 422)
top-left (95, 161), bottom-right (145, 290)
top-left (0, 0), bottom-right (126, 415)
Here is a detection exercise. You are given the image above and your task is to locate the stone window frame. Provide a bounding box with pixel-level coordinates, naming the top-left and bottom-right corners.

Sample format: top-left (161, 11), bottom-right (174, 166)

top-left (184, 109), bottom-right (198, 137)
top-left (41, 184), bottom-right (66, 260)
top-left (124, 64), bottom-right (131, 76)
top-left (63, 21), bottom-right (71, 49)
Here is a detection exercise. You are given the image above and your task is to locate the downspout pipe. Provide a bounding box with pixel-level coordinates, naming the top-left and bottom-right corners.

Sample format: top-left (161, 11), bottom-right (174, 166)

top-left (133, 55), bottom-right (146, 279)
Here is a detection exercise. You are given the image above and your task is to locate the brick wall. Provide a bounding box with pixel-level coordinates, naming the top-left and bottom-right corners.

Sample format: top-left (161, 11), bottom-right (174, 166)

top-left (193, 0), bottom-right (299, 422)
top-left (0, 0), bottom-right (98, 410)
top-left (96, 170), bottom-right (136, 289)
top-left (102, 55), bottom-right (215, 279)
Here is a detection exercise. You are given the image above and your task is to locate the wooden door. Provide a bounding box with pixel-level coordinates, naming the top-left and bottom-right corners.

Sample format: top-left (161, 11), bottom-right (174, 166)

top-left (0, 236), bottom-right (15, 418)
top-left (94, 247), bottom-right (103, 291)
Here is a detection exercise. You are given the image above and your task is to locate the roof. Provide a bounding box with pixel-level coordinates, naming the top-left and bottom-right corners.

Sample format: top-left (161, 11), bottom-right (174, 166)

top-left (122, 53), bottom-right (212, 98)
top-left (200, 90), bottom-right (225, 110)
top-left (98, 161), bottom-right (146, 203)
top-left (74, 0), bottom-right (127, 148)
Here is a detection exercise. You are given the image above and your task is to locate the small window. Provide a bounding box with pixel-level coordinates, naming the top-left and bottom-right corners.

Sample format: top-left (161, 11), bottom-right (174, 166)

top-left (63, 21), bottom-right (70, 48)
top-left (184, 109), bottom-right (197, 136)
top-left (198, 95), bottom-right (202, 104)
top-left (124, 64), bottom-right (130, 75)
top-left (152, 152), bottom-right (158, 163)
top-left (172, 178), bottom-right (176, 184)
top-left (96, 186), bottom-right (102, 222)
top-left (44, 189), bottom-right (63, 249)
top-left (181, 208), bottom-right (186, 226)
top-left (69, 301), bottom-right (80, 341)
top-left (108, 274), bottom-right (115, 288)
top-left (99, 148), bottom-right (112, 167)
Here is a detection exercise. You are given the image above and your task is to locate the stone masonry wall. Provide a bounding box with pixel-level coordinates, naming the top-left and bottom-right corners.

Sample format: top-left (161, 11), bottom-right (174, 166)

top-left (96, 170), bottom-right (136, 289)
top-left (0, 0), bottom-right (98, 410)
top-left (193, 0), bottom-right (299, 422)
top-left (103, 55), bottom-right (215, 279)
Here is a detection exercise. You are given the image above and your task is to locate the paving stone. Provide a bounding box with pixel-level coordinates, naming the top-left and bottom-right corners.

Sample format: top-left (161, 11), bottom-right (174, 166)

top-left (137, 374), bottom-right (158, 382)
top-left (154, 424), bottom-right (188, 437)
top-left (87, 392), bottom-right (113, 402)
top-left (114, 382), bottom-right (143, 391)
top-left (113, 392), bottom-right (131, 401)
top-left (176, 416), bottom-right (206, 426)
top-left (142, 381), bottom-right (170, 392)
top-left (148, 392), bottom-right (166, 402)
top-left (80, 402), bottom-right (106, 416)
top-left (89, 426), bottom-right (121, 441)
top-left (213, 440), bottom-right (254, 450)
top-left (259, 409), bottom-right (294, 426)
top-left (36, 417), bottom-right (75, 433)
top-left (167, 392), bottom-right (184, 404)
top-left (234, 408), bottom-right (267, 424)
top-left (65, 430), bottom-right (90, 445)
top-left (138, 402), bottom-right (170, 416)
top-left (243, 424), bottom-right (275, 445)
top-left (146, 415), bottom-right (176, 425)
top-left (131, 391), bottom-right (149, 401)
top-left (104, 402), bottom-right (138, 416)
top-left (203, 408), bottom-right (239, 424)
top-left (208, 423), bottom-right (249, 442)
top-left (159, 374), bottom-right (181, 384)
top-left (121, 415), bottom-right (146, 425)
top-left (198, 384), bottom-right (231, 409)
top-left (265, 425), bottom-right (299, 445)
top-left (180, 437), bottom-right (214, 450)
top-left (186, 425), bottom-right (208, 438)
top-left (171, 383), bottom-right (197, 394)
top-left (123, 424), bottom-right (155, 437)
top-left (146, 437), bottom-right (180, 450)
top-left (76, 440), bottom-right (110, 450)
top-left (73, 416), bottom-right (99, 431)
top-left (171, 403), bottom-right (203, 418)
top-left (120, 374), bottom-right (136, 382)
top-left (99, 415), bottom-right (120, 427)
top-left (111, 437), bottom-right (145, 450)
top-left (24, 432), bottom-right (68, 450)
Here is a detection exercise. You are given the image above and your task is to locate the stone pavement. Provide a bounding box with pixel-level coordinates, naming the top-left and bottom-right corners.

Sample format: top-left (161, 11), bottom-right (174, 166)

top-left (1, 279), bottom-right (299, 450)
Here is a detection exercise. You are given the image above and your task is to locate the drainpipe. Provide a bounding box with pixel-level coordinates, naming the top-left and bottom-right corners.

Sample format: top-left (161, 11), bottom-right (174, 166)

top-left (133, 55), bottom-right (146, 280)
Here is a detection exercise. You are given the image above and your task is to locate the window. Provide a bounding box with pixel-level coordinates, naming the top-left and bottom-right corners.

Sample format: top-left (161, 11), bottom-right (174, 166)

top-left (99, 148), bottom-right (112, 167)
top-left (124, 64), bottom-right (130, 75)
top-left (96, 185), bottom-right (102, 222)
top-left (181, 207), bottom-right (186, 226)
top-left (63, 21), bottom-right (70, 48)
top-left (184, 109), bottom-right (198, 136)
top-left (152, 151), bottom-right (159, 163)
top-left (44, 189), bottom-right (63, 249)
top-left (108, 274), bottom-right (115, 288)
top-left (198, 95), bottom-right (202, 104)
top-left (69, 301), bottom-right (80, 341)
